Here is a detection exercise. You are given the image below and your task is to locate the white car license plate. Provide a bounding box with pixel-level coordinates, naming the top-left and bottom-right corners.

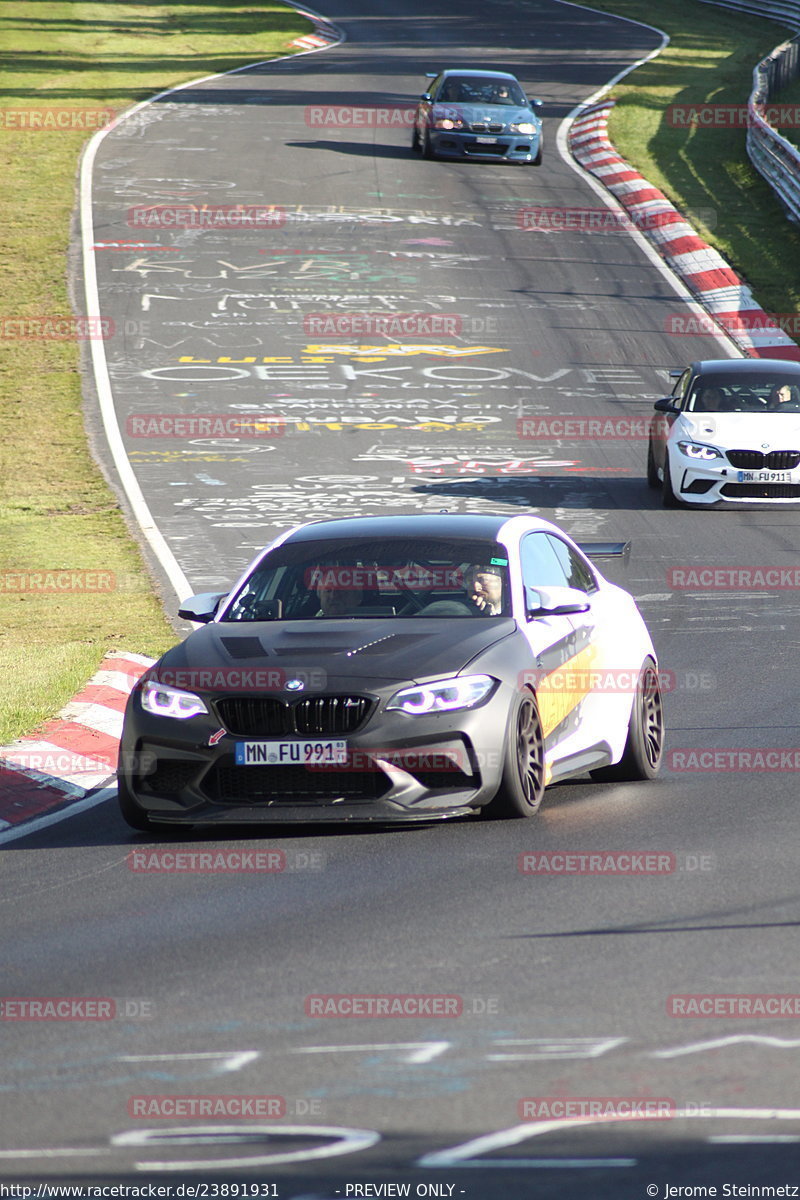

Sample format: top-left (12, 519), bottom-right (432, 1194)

top-left (235, 740), bottom-right (347, 766)
top-left (475, 136), bottom-right (497, 144)
top-left (737, 470), bottom-right (792, 483)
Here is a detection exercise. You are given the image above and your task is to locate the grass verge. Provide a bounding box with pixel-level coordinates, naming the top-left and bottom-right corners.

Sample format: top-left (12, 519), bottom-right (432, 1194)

top-left (0, 1), bottom-right (309, 745)
top-left (560, 0), bottom-right (800, 319)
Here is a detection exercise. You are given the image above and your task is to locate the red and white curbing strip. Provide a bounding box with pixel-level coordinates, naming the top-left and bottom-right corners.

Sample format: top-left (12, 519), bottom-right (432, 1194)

top-left (289, 7), bottom-right (340, 52)
top-left (0, 651), bottom-right (154, 830)
top-left (291, 33), bottom-right (333, 49)
top-left (568, 100), bottom-right (800, 361)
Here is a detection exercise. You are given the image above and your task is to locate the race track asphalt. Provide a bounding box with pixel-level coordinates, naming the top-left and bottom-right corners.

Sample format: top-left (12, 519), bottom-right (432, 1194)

top-left (3, 0), bottom-right (800, 1192)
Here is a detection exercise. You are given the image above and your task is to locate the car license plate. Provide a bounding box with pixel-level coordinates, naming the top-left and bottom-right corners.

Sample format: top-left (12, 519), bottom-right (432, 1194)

top-left (475, 136), bottom-right (497, 144)
top-left (736, 470), bottom-right (792, 483)
top-left (234, 740), bottom-right (347, 766)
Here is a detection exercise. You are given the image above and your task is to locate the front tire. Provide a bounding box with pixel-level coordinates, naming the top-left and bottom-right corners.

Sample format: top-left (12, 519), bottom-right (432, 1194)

top-left (422, 129), bottom-right (435, 159)
top-left (484, 692), bottom-right (546, 817)
top-left (646, 440), bottom-right (660, 488)
top-left (590, 658), bottom-right (664, 782)
top-left (531, 145), bottom-right (542, 166)
top-left (661, 455), bottom-right (681, 508)
top-left (411, 125), bottom-right (421, 152)
top-left (117, 776), bottom-right (157, 832)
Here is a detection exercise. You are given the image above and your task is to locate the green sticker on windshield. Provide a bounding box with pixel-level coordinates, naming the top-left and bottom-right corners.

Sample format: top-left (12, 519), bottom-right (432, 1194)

top-left (490, 557), bottom-right (508, 566)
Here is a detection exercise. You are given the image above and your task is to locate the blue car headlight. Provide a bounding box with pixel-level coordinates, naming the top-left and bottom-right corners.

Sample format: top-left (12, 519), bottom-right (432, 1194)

top-left (386, 674), bottom-right (497, 715)
top-left (140, 680), bottom-right (209, 720)
top-left (433, 117), bottom-right (465, 130)
top-left (676, 440), bottom-right (723, 461)
top-left (509, 122), bottom-right (537, 134)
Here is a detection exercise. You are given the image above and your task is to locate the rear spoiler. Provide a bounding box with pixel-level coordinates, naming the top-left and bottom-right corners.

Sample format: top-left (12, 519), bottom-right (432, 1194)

top-left (578, 541), bottom-right (631, 566)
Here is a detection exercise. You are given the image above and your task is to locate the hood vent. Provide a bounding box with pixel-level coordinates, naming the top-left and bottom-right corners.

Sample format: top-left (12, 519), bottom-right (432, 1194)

top-left (220, 637), bottom-right (266, 659)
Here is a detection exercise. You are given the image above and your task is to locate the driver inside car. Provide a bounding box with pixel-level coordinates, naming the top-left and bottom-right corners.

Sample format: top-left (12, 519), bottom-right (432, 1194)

top-left (465, 564), bottom-right (504, 615)
top-left (311, 567), bottom-right (365, 617)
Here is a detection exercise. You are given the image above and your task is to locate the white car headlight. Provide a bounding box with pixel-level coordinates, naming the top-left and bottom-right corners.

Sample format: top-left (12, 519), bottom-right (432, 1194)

top-left (141, 680), bottom-right (208, 720)
top-left (509, 122), bottom-right (537, 134)
top-left (677, 440), bottom-right (723, 461)
top-left (386, 674), bottom-right (496, 715)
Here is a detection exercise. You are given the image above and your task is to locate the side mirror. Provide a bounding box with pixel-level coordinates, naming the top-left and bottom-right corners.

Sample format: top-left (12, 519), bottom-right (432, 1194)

top-left (420, 92), bottom-right (432, 102)
top-left (654, 396), bottom-right (678, 413)
top-left (526, 586), bottom-right (591, 619)
top-left (177, 591), bottom-right (227, 624)
top-left (530, 98), bottom-right (543, 109)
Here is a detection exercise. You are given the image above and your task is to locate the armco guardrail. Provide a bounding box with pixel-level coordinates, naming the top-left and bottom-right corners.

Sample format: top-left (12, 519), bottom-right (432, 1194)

top-left (748, 34), bottom-right (800, 222)
top-left (699, 1), bottom-right (800, 222)
top-left (699, 0), bottom-right (799, 26)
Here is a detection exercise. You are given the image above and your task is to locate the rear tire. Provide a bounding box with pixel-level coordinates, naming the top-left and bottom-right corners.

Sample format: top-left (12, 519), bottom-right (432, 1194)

top-left (646, 440), bottom-right (660, 488)
top-left (483, 692), bottom-right (546, 818)
top-left (590, 658), bottom-right (664, 782)
top-left (117, 776), bottom-right (157, 832)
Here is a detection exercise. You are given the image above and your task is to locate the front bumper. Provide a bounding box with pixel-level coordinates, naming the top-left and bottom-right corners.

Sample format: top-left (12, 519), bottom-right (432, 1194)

top-left (428, 129), bottom-right (540, 162)
top-left (118, 683), bottom-right (512, 825)
top-left (668, 452), bottom-right (800, 506)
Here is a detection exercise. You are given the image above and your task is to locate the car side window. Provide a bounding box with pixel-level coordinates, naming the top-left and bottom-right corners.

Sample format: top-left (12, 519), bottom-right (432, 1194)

top-left (520, 533), bottom-right (570, 593)
top-left (545, 536), bottom-right (598, 594)
top-left (671, 369), bottom-right (690, 408)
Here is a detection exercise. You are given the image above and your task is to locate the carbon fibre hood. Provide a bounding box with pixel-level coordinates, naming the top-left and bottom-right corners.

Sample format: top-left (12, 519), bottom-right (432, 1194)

top-left (157, 618), bottom-right (518, 685)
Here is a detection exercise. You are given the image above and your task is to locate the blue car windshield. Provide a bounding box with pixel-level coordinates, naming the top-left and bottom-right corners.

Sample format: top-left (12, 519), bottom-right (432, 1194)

top-left (222, 537), bottom-right (512, 621)
top-left (437, 77), bottom-right (527, 106)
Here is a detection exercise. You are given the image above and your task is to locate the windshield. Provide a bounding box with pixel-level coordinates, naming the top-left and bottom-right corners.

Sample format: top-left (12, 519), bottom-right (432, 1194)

top-left (437, 77), bottom-right (527, 106)
top-left (222, 537), bottom-right (512, 621)
top-left (685, 374), bottom-right (800, 413)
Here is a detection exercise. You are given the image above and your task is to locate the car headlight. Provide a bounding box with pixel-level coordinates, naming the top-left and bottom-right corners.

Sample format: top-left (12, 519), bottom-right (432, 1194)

top-left (676, 440), bottom-right (723, 461)
top-left (140, 680), bottom-right (209, 720)
top-left (509, 122), bottom-right (537, 134)
top-left (386, 674), bottom-right (496, 715)
top-left (433, 117), bottom-right (464, 130)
